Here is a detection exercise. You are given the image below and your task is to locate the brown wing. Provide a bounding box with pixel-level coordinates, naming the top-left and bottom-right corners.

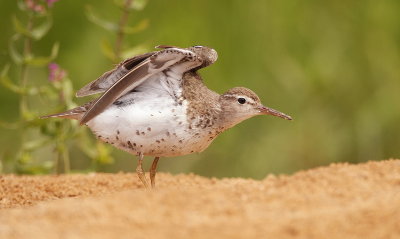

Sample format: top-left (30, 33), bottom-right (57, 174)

top-left (76, 51), bottom-right (155, 97)
top-left (79, 47), bottom-right (204, 125)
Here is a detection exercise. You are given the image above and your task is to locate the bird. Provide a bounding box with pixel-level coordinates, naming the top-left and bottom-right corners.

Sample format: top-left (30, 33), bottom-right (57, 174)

top-left (42, 45), bottom-right (292, 189)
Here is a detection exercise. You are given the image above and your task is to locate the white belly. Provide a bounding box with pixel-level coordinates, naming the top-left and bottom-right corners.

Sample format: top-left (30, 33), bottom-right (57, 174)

top-left (87, 92), bottom-right (216, 157)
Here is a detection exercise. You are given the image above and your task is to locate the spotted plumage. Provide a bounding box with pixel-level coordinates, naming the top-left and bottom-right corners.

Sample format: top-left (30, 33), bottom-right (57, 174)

top-left (42, 45), bottom-right (292, 189)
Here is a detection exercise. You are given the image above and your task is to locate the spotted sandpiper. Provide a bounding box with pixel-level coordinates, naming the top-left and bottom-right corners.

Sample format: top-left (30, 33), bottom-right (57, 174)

top-left (42, 45), bottom-right (292, 188)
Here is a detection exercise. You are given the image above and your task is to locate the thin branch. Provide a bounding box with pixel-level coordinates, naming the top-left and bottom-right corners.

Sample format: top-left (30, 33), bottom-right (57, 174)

top-left (114, 0), bottom-right (134, 60)
top-left (20, 14), bottom-right (34, 116)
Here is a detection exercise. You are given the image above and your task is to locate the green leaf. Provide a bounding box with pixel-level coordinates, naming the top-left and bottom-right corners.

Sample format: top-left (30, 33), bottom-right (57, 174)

top-left (17, 151), bottom-right (32, 165)
top-left (85, 5), bottom-right (118, 32)
top-left (76, 129), bottom-right (98, 159)
top-left (9, 34), bottom-right (23, 64)
top-left (49, 41), bottom-right (60, 58)
top-left (40, 122), bottom-right (57, 137)
top-left (21, 109), bottom-right (37, 122)
top-left (25, 56), bottom-right (52, 66)
top-left (0, 64), bottom-right (24, 94)
top-left (12, 15), bottom-right (52, 40)
top-left (0, 64), bottom-right (43, 96)
top-left (25, 42), bottom-right (59, 66)
top-left (27, 86), bottom-right (40, 95)
top-left (23, 138), bottom-right (51, 151)
top-left (1, 64), bottom-right (10, 77)
top-left (130, 0), bottom-right (149, 10)
top-left (100, 39), bottom-right (117, 62)
top-left (12, 15), bottom-right (32, 37)
top-left (16, 160), bottom-right (54, 175)
top-left (122, 19), bottom-right (149, 34)
top-left (114, 0), bottom-right (148, 10)
top-left (96, 142), bottom-right (114, 164)
top-left (31, 16), bottom-right (53, 40)
top-left (120, 44), bottom-right (150, 59)
top-left (61, 78), bottom-right (76, 107)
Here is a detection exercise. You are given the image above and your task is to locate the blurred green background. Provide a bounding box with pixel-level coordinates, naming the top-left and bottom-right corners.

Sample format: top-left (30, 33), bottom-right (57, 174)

top-left (1, 0), bottom-right (399, 178)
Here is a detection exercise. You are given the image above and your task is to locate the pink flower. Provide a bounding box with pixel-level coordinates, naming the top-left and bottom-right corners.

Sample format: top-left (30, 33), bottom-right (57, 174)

top-left (46, 0), bottom-right (59, 7)
top-left (48, 63), bottom-right (67, 82)
top-left (25, 0), bottom-right (45, 13)
top-left (24, 0), bottom-right (59, 12)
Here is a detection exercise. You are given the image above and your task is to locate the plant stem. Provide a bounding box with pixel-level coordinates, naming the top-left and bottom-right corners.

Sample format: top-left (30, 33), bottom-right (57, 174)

top-left (63, 146), bottom-right (70, 173)
top-left (56, 143), bottom-right (70, 174)
top-left (114, 0), bottom-right (134, 60)
top-left (20, 14), bottom-right (34, 118)
top-left (60, 123), bottom-right (71, 173)
top-left (18, 14), bottom-right (34, 169)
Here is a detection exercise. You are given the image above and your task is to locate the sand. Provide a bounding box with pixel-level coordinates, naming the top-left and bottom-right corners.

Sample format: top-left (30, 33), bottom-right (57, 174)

top-left (1, 159), bottom-right (400, 239)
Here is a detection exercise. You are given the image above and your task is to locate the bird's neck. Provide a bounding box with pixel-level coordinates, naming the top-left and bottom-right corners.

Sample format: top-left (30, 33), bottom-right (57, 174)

top-left (182, 72), bottom-right (221, 128)
top-left (181, 72), bottom-right (251, 131)
top-left (216, 108), bottom-right (247, 130)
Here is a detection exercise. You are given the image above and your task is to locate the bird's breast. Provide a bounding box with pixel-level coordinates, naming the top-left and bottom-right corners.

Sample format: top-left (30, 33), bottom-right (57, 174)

top-left (86, 93), bottom-right (221, 157)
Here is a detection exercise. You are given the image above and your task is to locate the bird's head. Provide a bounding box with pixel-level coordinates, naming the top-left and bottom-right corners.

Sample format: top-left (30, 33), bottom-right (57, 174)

top-left (219, 87), bottom-right (292, 129)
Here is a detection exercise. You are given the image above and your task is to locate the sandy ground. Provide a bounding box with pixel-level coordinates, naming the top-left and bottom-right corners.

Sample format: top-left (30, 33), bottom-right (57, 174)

top-left (0, 160), bottom-right (400, 239)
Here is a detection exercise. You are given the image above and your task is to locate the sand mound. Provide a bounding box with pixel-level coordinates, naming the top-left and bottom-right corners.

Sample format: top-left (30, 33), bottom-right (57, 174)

top-left (1, 160), bottom-right (400, 239)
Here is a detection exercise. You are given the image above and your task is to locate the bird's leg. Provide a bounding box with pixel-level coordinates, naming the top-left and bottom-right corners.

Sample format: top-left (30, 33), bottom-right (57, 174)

top-left (136, 153), bottom-right (150, 189)
top-left (150, 157), bottom-right (160, 188)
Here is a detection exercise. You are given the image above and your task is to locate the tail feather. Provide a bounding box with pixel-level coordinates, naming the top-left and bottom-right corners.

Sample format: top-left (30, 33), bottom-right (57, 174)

top-left (40, 110), bottom-right (83, 120)
top-left (41, 101), bottom-right (93, 121)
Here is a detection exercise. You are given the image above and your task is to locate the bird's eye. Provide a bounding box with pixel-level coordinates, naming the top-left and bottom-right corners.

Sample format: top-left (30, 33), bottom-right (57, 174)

top-left (238, 98), bottom-right (246, 104)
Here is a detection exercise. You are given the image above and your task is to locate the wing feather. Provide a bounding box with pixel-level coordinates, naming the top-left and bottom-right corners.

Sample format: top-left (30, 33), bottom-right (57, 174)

top-left (79, 48), bottom-right (203, 125)
top-left (76, 51), bottom-right (155, 97)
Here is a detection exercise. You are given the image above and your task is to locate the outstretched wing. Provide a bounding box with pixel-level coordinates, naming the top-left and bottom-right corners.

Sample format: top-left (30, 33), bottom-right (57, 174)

top-left (79, 47), bottom-right (206, 125)
top-left (76, 51), bottom-right (155, 97)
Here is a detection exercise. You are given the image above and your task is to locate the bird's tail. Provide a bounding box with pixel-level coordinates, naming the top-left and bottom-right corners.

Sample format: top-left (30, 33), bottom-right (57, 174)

top-left (40, 109), bottom-right (82, 120)
top-left (40, 101), bottom-right (93, 121)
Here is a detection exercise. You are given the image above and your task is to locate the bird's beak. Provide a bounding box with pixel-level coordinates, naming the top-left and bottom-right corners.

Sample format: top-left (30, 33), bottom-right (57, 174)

top-left (258, 106), bottom-right (292, 120)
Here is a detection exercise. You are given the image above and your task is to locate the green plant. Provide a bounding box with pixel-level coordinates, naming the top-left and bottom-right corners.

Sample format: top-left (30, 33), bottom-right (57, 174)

top-left (85, 0), bottom-right (150, 63)
top-left (0, 0), bottom-right (69, 174)
top-left (0, 0), bottom-right (105, 174)
top-left (0, 0), bottom-right (151, 174)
